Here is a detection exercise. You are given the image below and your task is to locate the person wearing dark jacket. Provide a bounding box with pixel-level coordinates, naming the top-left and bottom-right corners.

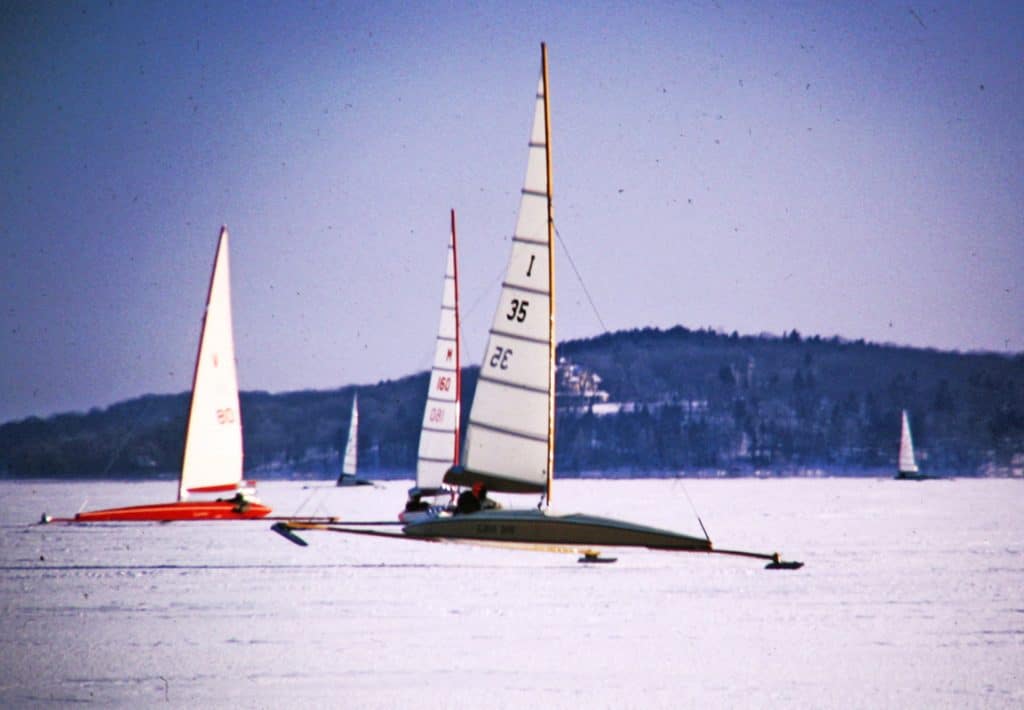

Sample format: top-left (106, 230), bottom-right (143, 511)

top-left (455, 482), bottom-right (499, 514)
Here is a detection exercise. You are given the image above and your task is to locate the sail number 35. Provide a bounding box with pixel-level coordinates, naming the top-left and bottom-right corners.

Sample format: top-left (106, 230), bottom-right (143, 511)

top-left (506, 298), bottom-right (529, 322)
top-left (489, 346), bottom-right (513, 369)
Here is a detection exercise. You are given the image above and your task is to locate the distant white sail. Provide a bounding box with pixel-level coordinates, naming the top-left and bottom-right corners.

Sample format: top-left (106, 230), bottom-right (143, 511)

top-left (179, 227), bottom-right (244, 500)
top-left (458, 68), bottom-right (553, 494)
top-left (416, 212), bottom-right (461, 491)
top-left (343, 395), bottom-right (359, 476)
top-left (898, 410), bottom-right (919, 474)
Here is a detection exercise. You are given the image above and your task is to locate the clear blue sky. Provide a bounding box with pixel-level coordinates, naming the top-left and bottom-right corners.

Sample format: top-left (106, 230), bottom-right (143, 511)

top-left (2, 1), bottom-right (1021, 424)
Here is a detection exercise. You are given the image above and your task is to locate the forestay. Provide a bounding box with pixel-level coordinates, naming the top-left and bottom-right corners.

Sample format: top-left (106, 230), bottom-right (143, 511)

top-left (453, 70), bottom-right (553, 494)
top-left (416, 215), bottom-right (461, 491)
top-left (179, 227), bottom-right (244, 500)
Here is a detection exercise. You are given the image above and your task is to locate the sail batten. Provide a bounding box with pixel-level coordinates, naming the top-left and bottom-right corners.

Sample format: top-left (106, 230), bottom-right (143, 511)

top-left (467, 419), bottom-right (549, 443)
top-left (454, 54), bottom-right (554, 496)
top-left (179, 227), bottom-right (244, 501)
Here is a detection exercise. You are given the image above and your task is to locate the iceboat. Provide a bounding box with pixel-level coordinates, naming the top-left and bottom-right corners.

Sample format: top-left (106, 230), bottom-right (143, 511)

top-left (335, 394), bottom-right (373, 487)
top-left (278, 45), bottom-right (801, 568)
top-left (399, 210), bottom-right (462, 523)
top-left (272, 213), bottom-right (463, 542)
top-left (401, 45), bottom-right (799, 567)
top-left (47, 227), bottom-right (270, 522)
top-left (894, 409), bottom-right (935, 481)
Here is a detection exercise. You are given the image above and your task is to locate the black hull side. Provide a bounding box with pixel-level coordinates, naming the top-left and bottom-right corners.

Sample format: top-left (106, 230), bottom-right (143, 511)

top-left (403, 509), bottom-right (711, 551)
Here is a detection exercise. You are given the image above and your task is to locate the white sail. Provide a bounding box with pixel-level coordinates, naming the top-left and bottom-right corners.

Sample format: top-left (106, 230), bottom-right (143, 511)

top-left (343, 395), bottom-right (359, 476)
top-left (416, 213), bottom-right (461, 491)
top-left (898, 410), bottom-right (919, 474)
top-left (179, 227), bottom-right (244, 500)
top-left (456, 61), bottom-right (553, 494)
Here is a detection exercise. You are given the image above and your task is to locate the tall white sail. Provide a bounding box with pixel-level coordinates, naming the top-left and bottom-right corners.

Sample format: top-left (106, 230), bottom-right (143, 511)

top-left (452, 52), bottom-right (553, 494)
top-left (343, 395), bottom-right (359, 476)
top-left (416, 211), bottom-right (461, 491)
top-left (898, 410), bottom-right (919, 474)
top-left (179, 227), bottom-right (244, 500)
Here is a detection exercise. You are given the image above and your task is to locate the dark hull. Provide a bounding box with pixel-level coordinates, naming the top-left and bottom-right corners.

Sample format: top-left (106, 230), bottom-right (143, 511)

top-left (895, 473), bottom-right (939, 481)
top-left (402, 508), bottom-right (711, 551)
top-left (72, 500), bottom-right (272, 522)
top-left (336, 475), bottom-right (373, 487)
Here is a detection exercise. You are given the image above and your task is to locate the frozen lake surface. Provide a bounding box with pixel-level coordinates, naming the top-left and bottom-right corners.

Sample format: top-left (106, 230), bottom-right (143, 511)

top-left (1, 477), bottom-right (1022, 707)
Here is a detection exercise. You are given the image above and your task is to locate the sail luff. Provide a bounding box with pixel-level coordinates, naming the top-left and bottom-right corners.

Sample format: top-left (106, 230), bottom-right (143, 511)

top-left (898, 410), bottom-right (919, 474)
top-left (179, 226), bottom-right (244, 500)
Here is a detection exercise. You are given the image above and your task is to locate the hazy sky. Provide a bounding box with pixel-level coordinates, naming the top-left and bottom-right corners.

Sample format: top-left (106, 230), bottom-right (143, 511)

top-left (2, 1), bottom-right (1021, 424)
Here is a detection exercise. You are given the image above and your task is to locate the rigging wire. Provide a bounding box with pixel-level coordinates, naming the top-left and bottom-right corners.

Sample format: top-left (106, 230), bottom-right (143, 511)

top-left (554, 225), bottom-right (608, 333)
top-left (672, 475), bottom-right (711, 542)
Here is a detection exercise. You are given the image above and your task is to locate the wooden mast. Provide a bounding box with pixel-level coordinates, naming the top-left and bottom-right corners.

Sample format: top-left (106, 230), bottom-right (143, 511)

top-left (541, 42), bottom-right (555, 506)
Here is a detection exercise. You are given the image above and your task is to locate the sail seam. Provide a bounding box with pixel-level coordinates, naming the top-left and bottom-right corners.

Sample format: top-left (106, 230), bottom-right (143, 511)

top-left (513, 235), bottom-right (547, 246)
top-left (418, 455), bottom-right (454, 464)
top-left (500, 281), bottom-right (549, 297)
top-left (468, 418), bottom-right (548, 443)
top-left (488, 328), bottom-right (550, 346)
top-left (477, 373), bottom-right (549, 394)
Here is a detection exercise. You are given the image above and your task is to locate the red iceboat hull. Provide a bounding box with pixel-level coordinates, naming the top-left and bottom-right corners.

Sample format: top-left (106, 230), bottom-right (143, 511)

top-left (73, 500), bottom-right (272, 522)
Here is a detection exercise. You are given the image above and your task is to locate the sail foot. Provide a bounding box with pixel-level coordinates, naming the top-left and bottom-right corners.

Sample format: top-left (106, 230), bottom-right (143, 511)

top-left (443, 465), bottom-right (547, 494)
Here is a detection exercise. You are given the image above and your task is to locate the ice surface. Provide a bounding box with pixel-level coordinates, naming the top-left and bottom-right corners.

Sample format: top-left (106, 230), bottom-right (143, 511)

top-left (1, 478), bottom-right (1022, 707)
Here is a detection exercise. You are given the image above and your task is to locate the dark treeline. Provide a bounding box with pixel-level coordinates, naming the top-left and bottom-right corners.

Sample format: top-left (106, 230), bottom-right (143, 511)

top-left (2, 326), bottom-right (1022, 478)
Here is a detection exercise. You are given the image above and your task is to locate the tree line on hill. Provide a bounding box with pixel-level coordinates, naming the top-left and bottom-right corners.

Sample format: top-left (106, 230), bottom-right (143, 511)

top-left (1, 326), bottom-right (1021, 478)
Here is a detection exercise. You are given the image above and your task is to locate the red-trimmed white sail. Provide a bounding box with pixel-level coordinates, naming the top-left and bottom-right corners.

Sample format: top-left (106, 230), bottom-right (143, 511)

top-left (179, 227), bottom-right (244, 500)
top-left (898, 410), bottom-right (919, 474)
top-left (459, 53), bottom-right (553, 494)
top-left (416, 211), bottom-right (461, 490)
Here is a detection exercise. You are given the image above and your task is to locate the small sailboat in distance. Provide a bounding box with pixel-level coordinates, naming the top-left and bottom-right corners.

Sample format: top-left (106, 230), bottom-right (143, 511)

top-left (895, 409), bottom-right (933, 480)
top-left (401, 209), bottom-right (462, 520)
top-left (44, 227), bottom-right (271, 522)
top-left (336, 394), bottom-right (372, 486)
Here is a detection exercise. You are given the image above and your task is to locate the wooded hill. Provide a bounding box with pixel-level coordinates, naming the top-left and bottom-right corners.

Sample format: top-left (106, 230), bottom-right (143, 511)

top-left (2, 326), bottom-right (1022, 478)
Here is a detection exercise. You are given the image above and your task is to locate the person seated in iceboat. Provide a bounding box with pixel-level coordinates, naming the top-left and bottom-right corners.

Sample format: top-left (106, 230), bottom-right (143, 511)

top-left (404, 492), bottom-right (430, 513)
top-left (215, 491), bottom-right (252, 514)
top-left (455, 482), bottom-right (500, 515)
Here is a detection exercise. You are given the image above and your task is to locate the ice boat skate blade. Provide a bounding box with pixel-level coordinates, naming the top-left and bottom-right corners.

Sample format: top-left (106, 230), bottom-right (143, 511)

top-left (271, 522), bottom-right (308, 547)
top-left (578, 550), bottom-right (617, 564)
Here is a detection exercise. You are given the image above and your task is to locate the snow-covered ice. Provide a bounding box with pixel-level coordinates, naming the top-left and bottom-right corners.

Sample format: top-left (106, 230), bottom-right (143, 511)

top-left (1, 477), bottom-right (1022, 707)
